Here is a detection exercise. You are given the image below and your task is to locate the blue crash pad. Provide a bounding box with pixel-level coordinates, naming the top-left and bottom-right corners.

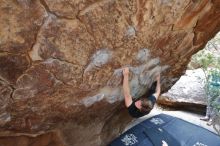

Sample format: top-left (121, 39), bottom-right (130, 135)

top-left (109, 114), bottom-right (220, 146)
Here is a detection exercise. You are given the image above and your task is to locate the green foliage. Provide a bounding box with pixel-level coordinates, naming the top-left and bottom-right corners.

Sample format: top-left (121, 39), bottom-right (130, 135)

top-left (191, 50), bottom-right (215, 71)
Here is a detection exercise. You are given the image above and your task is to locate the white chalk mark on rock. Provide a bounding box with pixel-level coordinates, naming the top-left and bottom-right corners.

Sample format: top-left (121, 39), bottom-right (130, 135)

top-left (81, 94), bottom-right (105, 107)
top-left (136, 48), bottom-right (151, 63)
top-left (84, 49), bottom-right (112, 73)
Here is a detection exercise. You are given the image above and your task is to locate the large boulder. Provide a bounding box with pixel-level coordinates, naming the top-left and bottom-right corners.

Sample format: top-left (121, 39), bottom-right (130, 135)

top-left (158, 69), bottom-right (207, 113)
top-left (0, 0), bottom-right (220, 146)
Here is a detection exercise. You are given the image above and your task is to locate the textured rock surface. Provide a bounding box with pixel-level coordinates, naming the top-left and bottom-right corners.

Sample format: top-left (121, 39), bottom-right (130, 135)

top-left (0, 0), bottom-right (220, 146)
top-left (158, 69), bottom-right (207, 113)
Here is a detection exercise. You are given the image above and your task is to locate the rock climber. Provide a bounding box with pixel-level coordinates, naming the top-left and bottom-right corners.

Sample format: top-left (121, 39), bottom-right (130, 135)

top-left (200, 68), bottom-right (220, 126)
top-left (122, 67), bottom-right (161, 118)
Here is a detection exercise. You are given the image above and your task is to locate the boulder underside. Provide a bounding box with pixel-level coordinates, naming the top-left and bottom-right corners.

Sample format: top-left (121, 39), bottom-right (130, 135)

top-left (0, 0), bottom-right (220, 146)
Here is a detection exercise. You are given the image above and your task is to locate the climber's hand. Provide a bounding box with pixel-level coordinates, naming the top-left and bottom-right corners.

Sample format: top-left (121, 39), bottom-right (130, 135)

top-left (123, 67), bottom-right (129, 76)
top-left (156, 73), bottom-right (160, 81)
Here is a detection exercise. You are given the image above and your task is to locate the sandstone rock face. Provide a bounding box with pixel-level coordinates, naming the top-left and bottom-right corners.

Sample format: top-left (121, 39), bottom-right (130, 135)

top-left (0, 0), bottom-right (220, 146)
top-left (158, 69), bottom-right (207, 113)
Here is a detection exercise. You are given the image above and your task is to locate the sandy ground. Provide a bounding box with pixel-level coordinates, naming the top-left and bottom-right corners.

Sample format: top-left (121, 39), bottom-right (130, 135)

top-left (125, 104), bottom-right (217, 134)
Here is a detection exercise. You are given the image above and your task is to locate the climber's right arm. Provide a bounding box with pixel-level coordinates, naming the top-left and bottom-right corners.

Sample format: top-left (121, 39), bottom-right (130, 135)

top-left (123, 67), bottom-right (132, 107)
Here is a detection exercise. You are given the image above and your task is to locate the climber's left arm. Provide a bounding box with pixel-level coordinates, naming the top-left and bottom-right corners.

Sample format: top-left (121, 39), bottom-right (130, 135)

top-left (153, 74), bottom-right (161, 99)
